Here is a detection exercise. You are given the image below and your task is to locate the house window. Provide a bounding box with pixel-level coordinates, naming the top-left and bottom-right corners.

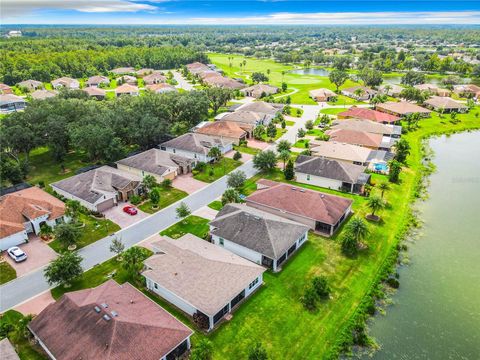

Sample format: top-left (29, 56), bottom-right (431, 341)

top-left (154, 283), bottom-right (158, 289)
top-left (299, 233), bottom-right (306, 244)
top-left (173, 149), bottom-right (176, 153)
top-left (248, 277), bottom-right (259, 290)
top-left (160, 146), bottom-right (166, 151)
top-left (219, 238), bottom-right (224, 246)
top-left (306, 174), bottom-right (311, 181)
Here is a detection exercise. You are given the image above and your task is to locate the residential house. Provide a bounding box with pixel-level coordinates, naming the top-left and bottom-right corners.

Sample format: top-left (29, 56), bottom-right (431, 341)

top-left (86, 75), bottom-right (110, 87)
top-left (294, 155), bottom-right (370, 194)
top-left (83, 86), bottom-right (106, 100)
top-left (245, 179), bottom-right (353, 236)
top-left (325, 128), bottom-right (394, 151)
top-left (0, 339), bottom-right (20, 360)
top-left (234, 101), bottom-right (284, 116)
top-left (31, 89), bottom-right (58, 100)
top-left (367, 150), bottom-right (395, 174)
top-left (143, 234), bottom-right (265, 331)
top-left (186, 62), bottom-right (212, 76)
top-left (51, 166), bottom-right (142, 212)
top-left (29, 280), bottom-right (193, 360)
top-left (195, 121), bottom-right (248, 144)
top-left (241, 84), bottom-right (279, 98)
top-left (341, 86), bottom-right (377, 101)
top-left (423, 96), bottom-right (468, 113)
top-left (337, 106), bottom-right (400, 124)
top-left (309, 88), bottom-right (337, 102)
top-left (116, 148), bottom-right (193, 183)
top-left (219, 111), bottom-right (273, 129)
top-left (116, 75), bottom-right (137, 85)
top-left (310, 141), bottom-right (372, 166)
top-left (203, 75), bottom-right (245, 90)
top-left (110, 67), bottom-right (135, 75)
top-left (453, 84), bottom-right (480, 98)
top-left (0, 83), bottom-right (13, 94)
top-left (0, 187), bottom-right (66, 250)
top-left (143, 72), bottom-right (167, 85)
top-left (115, 83), bottom-right (139, 97)
top-left (414, 83), bottom-right (450, 97)
top-left (17, 80), bottom-right (43, 91)
top-left (146, 83), bottom-right (177, 94)
top-left (209, 203), bottom-right (309, 272)
top-left (376, 101), bottom-right (432, 118)
top-left (160, 133), bottom-right (233, 164)
top-left (330, 119), bottom-right (402, 138)
top-left (51, 77), bottom-right (80, 90)
top-left (136, 68), bottom-right (155, 76)
top-left (0, 94), bottom-right (26, 114)
top-left (378, 84), bottom-right (403, 97)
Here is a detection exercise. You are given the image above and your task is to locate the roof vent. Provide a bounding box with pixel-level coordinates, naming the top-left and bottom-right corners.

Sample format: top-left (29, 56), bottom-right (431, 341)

top-left (94, 306), bottom-right (101, 313)
top-left (103, 314), bottom-right (111, 321)
top-left (111, 311), bottom-right (119, 317)
top-left (101, 303), bottom-right (108, 308)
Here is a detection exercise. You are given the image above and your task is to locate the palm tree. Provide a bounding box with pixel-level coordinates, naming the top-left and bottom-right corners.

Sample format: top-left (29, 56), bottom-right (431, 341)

top-left (367, 195), bottom-right (385, 219)
top-left (207, 146), bottom-right (222, 162)
top-left (276, 139), bottom-right (292, 153)
top-left (278, 150), bottom-right (291, 170)
top-left (378, 181), bottom-right (390, 199)
top-left (122, 247), bottom-right (146, 279)
top-left (393, 138), bottom-right (411, 164)
top-left (346, 217), bottom-right (369, 244)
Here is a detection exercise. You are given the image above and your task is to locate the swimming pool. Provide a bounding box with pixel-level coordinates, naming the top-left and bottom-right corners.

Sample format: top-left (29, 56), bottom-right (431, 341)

top-left (374, 163), bottom-right (389, 172)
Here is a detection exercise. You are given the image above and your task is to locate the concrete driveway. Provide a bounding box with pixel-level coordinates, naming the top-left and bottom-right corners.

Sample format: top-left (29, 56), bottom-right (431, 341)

top-left (247, 139), bottom-right (270, 150)
top-left (102, 203), bottom-right (149, 228)
top-left (172, 174), bottom-right (209, 194)
top-left (4, 235), bottom-right (57, 278)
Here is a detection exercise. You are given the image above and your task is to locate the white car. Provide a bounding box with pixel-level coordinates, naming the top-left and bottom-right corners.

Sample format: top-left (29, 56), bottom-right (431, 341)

top-left (7, 247), bottom-right (27, 262)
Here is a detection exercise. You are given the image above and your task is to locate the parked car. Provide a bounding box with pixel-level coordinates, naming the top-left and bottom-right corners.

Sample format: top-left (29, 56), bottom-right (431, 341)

top-left (123, 205), bottom-right (138, 215)
top-left (7, 247), bottom-right (27, 262)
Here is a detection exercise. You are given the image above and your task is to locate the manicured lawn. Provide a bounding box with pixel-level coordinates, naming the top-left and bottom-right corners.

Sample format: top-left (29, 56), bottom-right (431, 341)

top-left (193, 158), bottom-right (242, 183)
top-left (48, 213), bottom-right (120, 253)
top-left (306, 128), bottom-right (326, 137)
top-left (208, 200), bottom-right (224, 211)
top-left (51, 246), bottom-right (152, 300)
top-left (285, 120), bottom-right (296, 126)
top-left (327, 94), bottom-right (365, 106)
top-left (159, 215), bottom-right (210, 240)
top-left (260, 128), bottom-right (286, 142)
top-left (209, 53), bottom-right (362, 105)
top-left (0, 261), bottom-right (16, 284)
top-left (0, 310), bottom-right (47, 359)
top-left (293, 139), bottom-right (310, 148)
top-left (25, 147), bottom-right (93, 187)
top-left (320, 107), bottom-right (347, 115)
top-left (138, 187), bottom-right (188, 214)
top-left (233, 144), bottom-right (261, 155)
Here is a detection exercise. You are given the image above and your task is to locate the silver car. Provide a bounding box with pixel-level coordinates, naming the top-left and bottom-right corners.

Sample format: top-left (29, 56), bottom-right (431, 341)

top-left (7, 246), bottom-right (27, 262)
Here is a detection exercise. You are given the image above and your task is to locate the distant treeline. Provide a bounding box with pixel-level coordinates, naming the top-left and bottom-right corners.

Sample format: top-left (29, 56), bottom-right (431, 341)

top-left (0, 45), bottom-right (208, 84)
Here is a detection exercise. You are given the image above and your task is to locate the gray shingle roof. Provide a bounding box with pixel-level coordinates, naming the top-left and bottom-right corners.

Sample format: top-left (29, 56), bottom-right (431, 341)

top-left (295, 155), bottom-right (368, 184)
top-left (116, 149), bottom-right (191, 177)
top-left (210, 204), bottom-right (309, 259)
top-left (160, 133), bottom-right (232, 155)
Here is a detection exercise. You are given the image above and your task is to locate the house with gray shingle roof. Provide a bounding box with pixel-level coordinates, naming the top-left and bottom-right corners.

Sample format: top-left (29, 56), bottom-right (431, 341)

top-left (51, 166), bottom-right (142, 212)
top-left (116, 148), bottom-right (193, 182)
top-left (209, 204), bottom-right (309, 272)
top-left (295, 155), bottom-right (370, 194)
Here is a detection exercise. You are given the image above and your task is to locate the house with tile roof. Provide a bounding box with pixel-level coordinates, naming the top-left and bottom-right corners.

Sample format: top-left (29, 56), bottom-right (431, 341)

top-left (143, 72), bottom-right (167, 85)
top-left (310, 141), bottom-right (372, 166)
top-left (143, 234), bottom-right (265, 331)
top-left (294, 155), bottom-right (370, 194)
top-left (115, 83), bottom-right (139, 97)
top-left (195, 121), bottom-right (248, 144)
top-left (325, 128), bottom-right (394, 150)
top-left (309, 88), bottom-right (337, 102)
top-left (83, 86), bottom-right (106, 100)
top-left (0, 83), bottom-right (13, 95)
top-left (245, 180), bottom-right (353, 236)
top-left (31, 89), bottom-right (58, 100)
top-left (17, 80), bottom-right (43, 92)
top-left (337, 106), bottom-right (400, 124)
top-left (0, 187), bottom-right (66, 250)
top-left (209, 204), bottom-right (309, 272)
top-left (146, 83), bottom-right (177, 94)
top-left (0, 94), bottom-right (26, 114)
top-left (423, 96), bottom-right (468, 113)
top-left (86, 75), bottom-right (110, 87)
top-left (341, 86), bottom-right (377, 101)
top-left (330, 119), bottom-right (402, 138)
top-left (29, 280), bottom-right (193, 360)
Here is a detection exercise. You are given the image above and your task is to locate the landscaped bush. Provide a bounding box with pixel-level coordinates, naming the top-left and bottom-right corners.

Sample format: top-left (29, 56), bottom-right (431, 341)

top-left (233, 151), bottom-right (242, 160)
top-left (385, 277), bottom-right (400, 289)
top-left (129, 194), bottom-right (141, 205)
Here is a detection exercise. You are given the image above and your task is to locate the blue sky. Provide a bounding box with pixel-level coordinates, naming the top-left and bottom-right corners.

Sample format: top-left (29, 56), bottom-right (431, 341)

top-left (2, 1), bottom-right (480, 25)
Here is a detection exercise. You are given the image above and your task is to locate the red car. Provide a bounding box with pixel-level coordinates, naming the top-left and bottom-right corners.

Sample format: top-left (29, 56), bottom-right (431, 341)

top-left (123, 205), bottom-right (138, 216)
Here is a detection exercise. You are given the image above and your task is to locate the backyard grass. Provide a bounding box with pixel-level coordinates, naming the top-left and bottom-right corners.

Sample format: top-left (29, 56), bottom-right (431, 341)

top-left (0, 310), bottom-right (47, 360)
top-left (193, 158), bottom-right (242, 183)
top-left (138, 187), bottom-right (188, 214)
top-left (319, 107), bottom-right (348, 116)
top-left (208, 200), bottom-right (224, 211)
top-left (260, 128), bottom-right (286, 142)
top-left (0, 261), bottom-right (16, 284)
top-left (293, 139), bottom-right (310, 148)
top-left (233, 144), bottom-right (261, 155)
top-left (48, 213), bottom-right (120, 253)
top-left (306, 128), bottom-right (326, 137)
top-left (159, 215), bottom-right (210, 239)
top-left (327, 94), bottom-right (365, 106)
top-left (285, 120), bottom-right (296, 126)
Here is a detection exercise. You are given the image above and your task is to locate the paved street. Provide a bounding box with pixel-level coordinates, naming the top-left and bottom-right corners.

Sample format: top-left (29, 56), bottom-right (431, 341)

top-left (172, 70), bottom-right (195, 91)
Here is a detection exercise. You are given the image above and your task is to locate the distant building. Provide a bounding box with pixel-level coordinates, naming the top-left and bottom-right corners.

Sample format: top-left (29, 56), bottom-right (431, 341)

top-left (309, 88), bottom-right (337, 102)
top-left (51, 77), bottom-right (80, 90)
top-left (0, 94), bottom-right (26, 114)
top-left (86, 75), bottom-right (110, 87)
top-left (17, 80), bottom-right (43, 92)
top-left (341, 86), bottom-right (377, 101)
top-left (241, 84), bottom-right (279, 98)
top-left (423, 96), bottom-right (468, 113)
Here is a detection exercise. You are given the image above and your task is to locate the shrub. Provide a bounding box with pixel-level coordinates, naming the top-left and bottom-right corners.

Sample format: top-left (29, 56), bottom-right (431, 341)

top-left (233, 151), bottom-right (242, 161)
top-left (130, 194), bottom-right (141, 205)
top-left (161, 179), bottom-right (172, 188)
top-left (386, 277), bottom-right (400, 289)
top-left (38, 180), bottom-right (45, 188)
top-left (301, 286), bottom-right (319, 311)
top-left (312, 276), bottom-right (331, 299)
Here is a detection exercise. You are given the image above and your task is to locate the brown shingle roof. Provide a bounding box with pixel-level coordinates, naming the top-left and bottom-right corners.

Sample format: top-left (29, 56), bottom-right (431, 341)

top-left (325, 128), bottom-right (383, 148)
top-left (246, 180), bottom-right (353, 226)
top-left (29, 280), bottom-right (192, 360)
top-left (0, 187), bottom-right (65, 238)
top-left (196, 121), bottom-right (247, 139)
top-left (115, 83), bottom-right (138, 94)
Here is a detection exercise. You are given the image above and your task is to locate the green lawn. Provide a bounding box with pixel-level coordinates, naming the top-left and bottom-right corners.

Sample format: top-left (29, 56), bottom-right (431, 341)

top-left (285, 120), bottom-right (296, 126)
top-left (233, 144), bottom-right (261, 155)
top-left (0, 261), bottom-right (16, 284)
top-left (193, 158), bottom-right (242, 183)
top-left (293, 139), bottom-right (310, 148)
top-left (48, 213), bottom-right (120, 253)
top-left (159, 215), bottom-right (210, 240)
top-left (209, 53), bottom-right (362, 105)
top-left (0, 311), bottom-right (47, 359)
top-left (306, 128), bottom-right (326, 137)
top-left (260, 128), bottom-right (286, 142)
top-left (138, 187), bottom-right (188, 214)
top-left (51, 246), bottom-right (152, 300)
top-left (208, 200), bottom-right (224, 211)
top-left (327, 94), bottom-right (365, 106)
top-left (319, 107), bottom-right (347, 116)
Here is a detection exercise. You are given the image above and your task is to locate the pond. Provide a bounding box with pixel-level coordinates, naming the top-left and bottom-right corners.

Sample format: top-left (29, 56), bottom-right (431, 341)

top-left (362, 131), bottom-right (480, 359)
top-left (289, 68), bottom-right (331, 77)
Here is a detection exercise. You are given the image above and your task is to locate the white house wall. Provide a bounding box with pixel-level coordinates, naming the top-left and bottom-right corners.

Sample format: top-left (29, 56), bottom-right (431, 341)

top-left (245, 274), bottom-right (263, 297)
top-left (295, 172), bottom-right (343, 191)
top-left (145, 277), bottom-right (198, 316)
top-left (0, 230), bottom-right (28, 251)
top-left (116, 163), bottom-right (177, 183)
top-left (211, 234), bottom-right (263, 266)
top-left (51, 185), bottom-right (116, 212)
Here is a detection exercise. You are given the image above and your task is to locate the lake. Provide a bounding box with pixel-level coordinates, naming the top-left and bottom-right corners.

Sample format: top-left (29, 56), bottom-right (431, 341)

top-left (362, 131), bottom-right (480, 359)
top-left (289, 68), bottom-right (331, 77)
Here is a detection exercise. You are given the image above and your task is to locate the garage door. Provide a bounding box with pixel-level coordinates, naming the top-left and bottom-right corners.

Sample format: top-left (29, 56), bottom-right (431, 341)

top-left (96, 198), bottom-right (115, 212)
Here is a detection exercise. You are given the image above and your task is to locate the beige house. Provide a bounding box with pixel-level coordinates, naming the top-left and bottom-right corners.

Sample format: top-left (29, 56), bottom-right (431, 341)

top-left (309, 88), bottom-right (336, 102)
top-left (241, 84), bottom-right (279, 98)
top-left (376, 101), bottom-right (432, 118)
top-left (414, 84), bottom-right (450, 97)
top-left (115, 83), bottom-right (139, 97)
top-left (310, 141), bottom-right (372, 165)
top-left (82, 87), bottom-right (106, 100)
top-left (143, 72), bottom-right (167, 85)
top-left (18, 80), bottom-right (43, 91)
top-left (195, 121), bottom-right (248, 145)
top-left (423, 96), bottom-right (468, 113)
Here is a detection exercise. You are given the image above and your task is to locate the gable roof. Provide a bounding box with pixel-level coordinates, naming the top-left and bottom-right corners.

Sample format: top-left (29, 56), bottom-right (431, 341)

top-left (241, 84), bottom-right (278, 96)
top-left (203, 75), bottom-right (245, 89)
top-left (51, 77), bottom-right (78, 87)
top-left (86, 76), bottom-right (110, 86)
top-left (195, 121), bottom-right (247, 139)
top-left (424, 96), bottom-right (468, 110)
top-left (295, 155), bottom-right (367, 183)
top-left (338, 106), bottom-right (400, 123)
top-left (29, 280), bottom-right (192, 360)
top-left (18, 80), bottom-right (43, 88)
top-left (31, 89), bottom-right (58, 100)
top-left (210, 204), bottom-right (308, 259)
top-left (143, 72), bottom-right (167, 84)
top-left (310, 141), bottom-right (372, 163)
top-left (235, 101), bottom-right (283, 115)
top-left (325, 128), bottom-right (383, 148)
top-left (309, 88), bottom-right (336, 98)
top-left (376, 101), bottom-right (432, 116)
top-left (0, 187), bottom-right (65, 238)
top-left (330, 119), bottom-right (401, 136)
top-left (160, 133), bottom-right (232, 155)
top-left (246, 180), bottom-right (353, 226)
top-left (51, 166), bottom-right (141, 205)
top-left (143, 234), bottom-right (265, 316)
top-left (116, 149), bottom-right (191, 176)
top-left (115, 83), bottom-right (138, 94)
top-left (83, 87), bottom-right (106, 97)
top-left (220, 111), bottom-right (272, 126)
